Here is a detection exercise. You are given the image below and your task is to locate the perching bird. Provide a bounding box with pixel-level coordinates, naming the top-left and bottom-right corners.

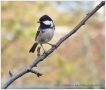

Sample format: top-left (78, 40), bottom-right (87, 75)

top-left (29, 15), bottom-right (56, 55)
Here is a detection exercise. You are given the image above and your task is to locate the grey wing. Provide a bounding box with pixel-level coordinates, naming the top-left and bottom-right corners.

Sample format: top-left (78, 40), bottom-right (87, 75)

top-left (35, 31), bottom-right (40, 41)
top-left (35, 27), bottom-right (42, 41)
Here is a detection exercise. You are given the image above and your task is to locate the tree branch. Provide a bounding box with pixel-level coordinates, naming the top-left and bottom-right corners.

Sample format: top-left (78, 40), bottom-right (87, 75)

top-left (29, 69), bottom-right (42, 78)
top-left (9, 71), bottom-right (13, 77)
top-left (2, 1), bottom-right (105, 89)
top-left (37, 47), bottom-right (41, 57)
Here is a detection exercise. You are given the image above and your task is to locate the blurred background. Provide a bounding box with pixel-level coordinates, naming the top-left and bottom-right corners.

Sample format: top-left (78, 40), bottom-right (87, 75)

top-left (1, 1), bottom-right (105, 89)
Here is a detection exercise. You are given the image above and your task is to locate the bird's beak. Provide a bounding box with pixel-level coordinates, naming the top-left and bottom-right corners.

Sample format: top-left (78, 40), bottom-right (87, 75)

top-left (37, 21), bottom-right (40, 23)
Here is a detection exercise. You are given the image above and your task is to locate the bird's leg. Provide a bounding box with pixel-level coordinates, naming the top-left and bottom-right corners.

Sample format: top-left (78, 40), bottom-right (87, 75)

top-left (40, 44), bottom-right (48, 55)
top-left (46, 42), bottom-right (57, 48)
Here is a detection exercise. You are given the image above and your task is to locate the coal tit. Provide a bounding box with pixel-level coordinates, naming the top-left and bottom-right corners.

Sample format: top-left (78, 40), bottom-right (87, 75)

top-left (29, 15), bottom-right (56, 55)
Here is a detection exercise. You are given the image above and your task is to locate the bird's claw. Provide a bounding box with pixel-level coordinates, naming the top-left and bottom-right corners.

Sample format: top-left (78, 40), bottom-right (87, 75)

top-left (51, 44), bottom-right (57, 48)
top-left (43, 51), bottom-right (48, 56)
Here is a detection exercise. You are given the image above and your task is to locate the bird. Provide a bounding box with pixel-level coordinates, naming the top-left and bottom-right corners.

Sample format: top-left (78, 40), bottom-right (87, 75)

top-left (29, 15), bottom-right (56, 55)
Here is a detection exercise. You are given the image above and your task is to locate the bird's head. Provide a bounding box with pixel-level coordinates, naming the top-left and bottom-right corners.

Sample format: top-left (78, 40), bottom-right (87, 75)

top-left (37, 15), bottom-right (53, 27)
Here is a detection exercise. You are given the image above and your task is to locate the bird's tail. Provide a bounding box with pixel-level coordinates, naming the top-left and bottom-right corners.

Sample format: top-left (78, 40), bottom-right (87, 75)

top-left (29, 42), bottom-right (38, 53)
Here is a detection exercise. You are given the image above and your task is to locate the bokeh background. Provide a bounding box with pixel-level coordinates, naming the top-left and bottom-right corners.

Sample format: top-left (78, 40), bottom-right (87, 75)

top-left (1, 1), bottom-right (105, 89)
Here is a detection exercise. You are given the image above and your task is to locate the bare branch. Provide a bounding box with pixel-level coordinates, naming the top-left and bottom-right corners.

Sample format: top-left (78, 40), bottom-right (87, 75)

top-left (27, 67), bottom-right (42, 77)
top-left (9, 71), bottom-right (13, 77)
top-left (37, 47), bottom-right (41, 57)
top-left (29, 69), bottom-right (42, 78)
top-left (2, 1), bottom-right (105, 89)
top-left (2, 69), bottom-right (29, 89)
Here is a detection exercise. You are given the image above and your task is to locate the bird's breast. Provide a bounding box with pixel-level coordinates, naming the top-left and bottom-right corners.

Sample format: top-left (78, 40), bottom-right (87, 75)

top-left (37, 28), bottom-right (55, 44)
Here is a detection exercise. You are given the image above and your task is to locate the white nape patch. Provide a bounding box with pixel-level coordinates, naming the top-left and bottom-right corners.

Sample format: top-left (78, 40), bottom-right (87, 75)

top-left (43, 20), bottom-right (53, 27)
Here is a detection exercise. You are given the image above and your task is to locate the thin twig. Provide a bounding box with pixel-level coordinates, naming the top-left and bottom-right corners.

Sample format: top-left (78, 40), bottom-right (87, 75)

top-left (2, 1), bottom-right (105, 89)
top-left (29, 69), bottom-right (42, 78)
top-left (37, 47), bottom-right (41, 57)
top-left (9, 71), bottom-right (13, 77)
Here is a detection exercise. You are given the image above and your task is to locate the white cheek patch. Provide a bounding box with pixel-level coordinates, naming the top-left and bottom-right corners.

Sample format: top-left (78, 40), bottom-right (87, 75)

top-left (43, 20), bottom-right (53, 27)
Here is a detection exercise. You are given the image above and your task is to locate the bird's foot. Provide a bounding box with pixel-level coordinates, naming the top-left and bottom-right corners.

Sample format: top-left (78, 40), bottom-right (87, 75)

top-left (51, 44), bottom-right (57, 48)
top-left (43, 51), bottom-right (48, 56)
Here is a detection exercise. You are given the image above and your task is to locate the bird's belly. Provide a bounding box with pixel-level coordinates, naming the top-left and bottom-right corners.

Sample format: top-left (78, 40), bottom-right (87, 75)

top-left (37, 29), bottom-right (54, 44)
